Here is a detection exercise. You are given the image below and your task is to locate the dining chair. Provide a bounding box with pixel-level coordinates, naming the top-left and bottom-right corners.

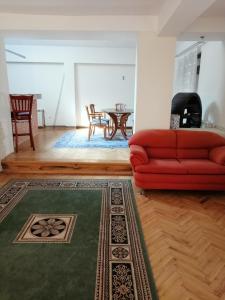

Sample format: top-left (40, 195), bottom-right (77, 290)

top-left (115, 103), bottom-right (126, 111)
top-left (10, 94), bottom-right (35, 152)
top-left (85, 105), bottom-right (109, 140)
top-left (89, 103), bottom-right (111, 134)
top-left (90, 104), bottom-right (109, 123)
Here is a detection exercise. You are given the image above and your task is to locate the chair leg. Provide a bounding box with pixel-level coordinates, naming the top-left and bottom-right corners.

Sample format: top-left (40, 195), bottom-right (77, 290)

top-left (106, 123), bottom-right (110, 138)
top-left (108, 123), bottom-right (110, 135)
top-left (14, 121), bottom-right (19, 153)
top-left (88, 125), bottom-right (92, 140)
top-left (103, 126), bottom-right (106, 139)
top-left (29, 119), bottom-right (35, 150)
top-left (109, 118), bottom-right (113, 135)
top-left (92, 125), bottom-right (96, 137)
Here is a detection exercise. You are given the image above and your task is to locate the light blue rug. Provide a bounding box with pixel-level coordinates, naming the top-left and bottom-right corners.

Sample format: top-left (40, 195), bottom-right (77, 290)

top-left (54, 131), bottom-right (129, 148)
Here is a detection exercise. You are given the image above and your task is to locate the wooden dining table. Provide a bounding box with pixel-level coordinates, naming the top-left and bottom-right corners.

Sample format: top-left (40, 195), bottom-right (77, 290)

top-left (103, 108), bottom-right (133, 140)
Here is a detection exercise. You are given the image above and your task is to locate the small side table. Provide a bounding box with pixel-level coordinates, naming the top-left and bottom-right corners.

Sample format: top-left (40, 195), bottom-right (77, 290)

top-left (37, 109), bottom-right (46, 128)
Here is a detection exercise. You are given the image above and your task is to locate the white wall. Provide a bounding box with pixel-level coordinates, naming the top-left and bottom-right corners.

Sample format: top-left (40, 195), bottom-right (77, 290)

top-left (135, 33), bottom-right (176, 130)
top-left (197, 41), bottom-right (225, 129)
top-left (6, 45), bottom-right (136, 65)
top-left (7, 62), bottom-right (66, 126)
top-left (6, 36), bottom-right (177, 132)
top-left (0, 37), bottom-right (13, 170)
top-left (75, 63), bottom-right (135, 126)
top-left (6, 45), bottom-right (136, 126)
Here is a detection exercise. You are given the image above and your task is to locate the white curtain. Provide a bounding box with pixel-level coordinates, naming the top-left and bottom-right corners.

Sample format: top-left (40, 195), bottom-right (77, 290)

top-left (174, 47), bottom-right (198, 94)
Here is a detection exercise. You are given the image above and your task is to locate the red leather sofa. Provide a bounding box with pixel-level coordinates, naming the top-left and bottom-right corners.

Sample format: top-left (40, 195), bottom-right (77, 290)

top-left (129, 130), bottom-right (225, 190)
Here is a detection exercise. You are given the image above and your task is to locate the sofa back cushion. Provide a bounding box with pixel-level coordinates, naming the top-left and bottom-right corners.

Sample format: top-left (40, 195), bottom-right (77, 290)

top-left (176, 130), bottom-right (225, 159)
top-left (129, 130), bottom-right (177, 159)
top-left (176, 130), bottom-right (225, 148)
top-left (146, 148), bottom-right (177, 158)
top-left (129, 129), bottom-right (225, 159)
top-left (177, 148), bottom-right (209, 159)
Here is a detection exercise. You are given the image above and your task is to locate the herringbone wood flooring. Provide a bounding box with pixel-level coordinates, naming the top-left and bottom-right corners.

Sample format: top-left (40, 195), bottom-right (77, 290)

top-left (0, 173), bottom-right (225, 299)
top-left (136, 189), bottom-right (225, 300)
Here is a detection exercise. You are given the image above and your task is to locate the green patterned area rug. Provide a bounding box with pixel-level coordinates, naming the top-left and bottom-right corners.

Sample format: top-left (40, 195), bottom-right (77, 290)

top-left (0, 179), bottom-right (158, 300)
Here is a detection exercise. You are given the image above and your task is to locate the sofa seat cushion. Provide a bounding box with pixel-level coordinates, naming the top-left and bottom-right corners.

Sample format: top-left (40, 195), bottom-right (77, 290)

top-left (179, 159), bottom-right (225, 174)
top-left (135, 159), bottom-right (187, 174)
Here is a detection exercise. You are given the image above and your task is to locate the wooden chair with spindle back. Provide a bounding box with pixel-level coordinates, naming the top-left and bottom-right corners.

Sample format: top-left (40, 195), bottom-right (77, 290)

top-left (10, 94), bottom-right (35, 152)
top-left (85, 105), bottom-right (109, 140)
top-left (90, 104), bottom-right (109, 123)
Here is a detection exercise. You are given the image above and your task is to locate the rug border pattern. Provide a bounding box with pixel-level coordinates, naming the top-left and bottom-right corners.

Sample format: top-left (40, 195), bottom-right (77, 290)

top-left (0, 179), bottom-right (157, 300)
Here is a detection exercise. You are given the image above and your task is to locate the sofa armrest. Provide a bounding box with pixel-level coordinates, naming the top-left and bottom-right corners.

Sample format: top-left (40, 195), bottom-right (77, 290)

top-left (209, 146), bottom-right (225, 165)
top-left (129, 145), bottom-right (149, 168)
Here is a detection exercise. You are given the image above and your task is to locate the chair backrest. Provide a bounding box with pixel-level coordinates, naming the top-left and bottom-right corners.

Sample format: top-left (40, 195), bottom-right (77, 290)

top-left (90, 104), bottom-right (96, 114)
top-left (85, 105), bottom-right (91, 122)
top-left (10, 94), bottom-right (33, 114)
top-left (115, 103), bottom-right (126, 111)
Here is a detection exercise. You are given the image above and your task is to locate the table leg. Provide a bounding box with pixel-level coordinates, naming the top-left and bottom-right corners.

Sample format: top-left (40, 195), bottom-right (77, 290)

top-left (105, 112), bottom-right (131, 140)
top-left (107, 113), bottom-right (118, 140)
top-left (120, 113), bottom-right (131, 140)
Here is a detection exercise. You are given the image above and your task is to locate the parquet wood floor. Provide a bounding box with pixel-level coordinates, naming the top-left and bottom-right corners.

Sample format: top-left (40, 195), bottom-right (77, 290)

top-left (3, 127), bottom-right (130, 163)
top-left (2, 127), bottom-right (224, 175)
top-left (0, 173), bottom-right (225, 299)
top-left (1, 127), bottom-right (131, 175)
top-left (137, 189), bottom-right (225, 300)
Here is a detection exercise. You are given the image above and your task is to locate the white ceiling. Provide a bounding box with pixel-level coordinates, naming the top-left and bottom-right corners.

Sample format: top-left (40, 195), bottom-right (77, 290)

top-left (202, 0), bottom-right (225, 17)
top-left (0, 0), bottom-right (167, 16)
top-left (0, 0), bottom-right (224, 17)
top-left (2, 0), bottom-right (225, 47)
